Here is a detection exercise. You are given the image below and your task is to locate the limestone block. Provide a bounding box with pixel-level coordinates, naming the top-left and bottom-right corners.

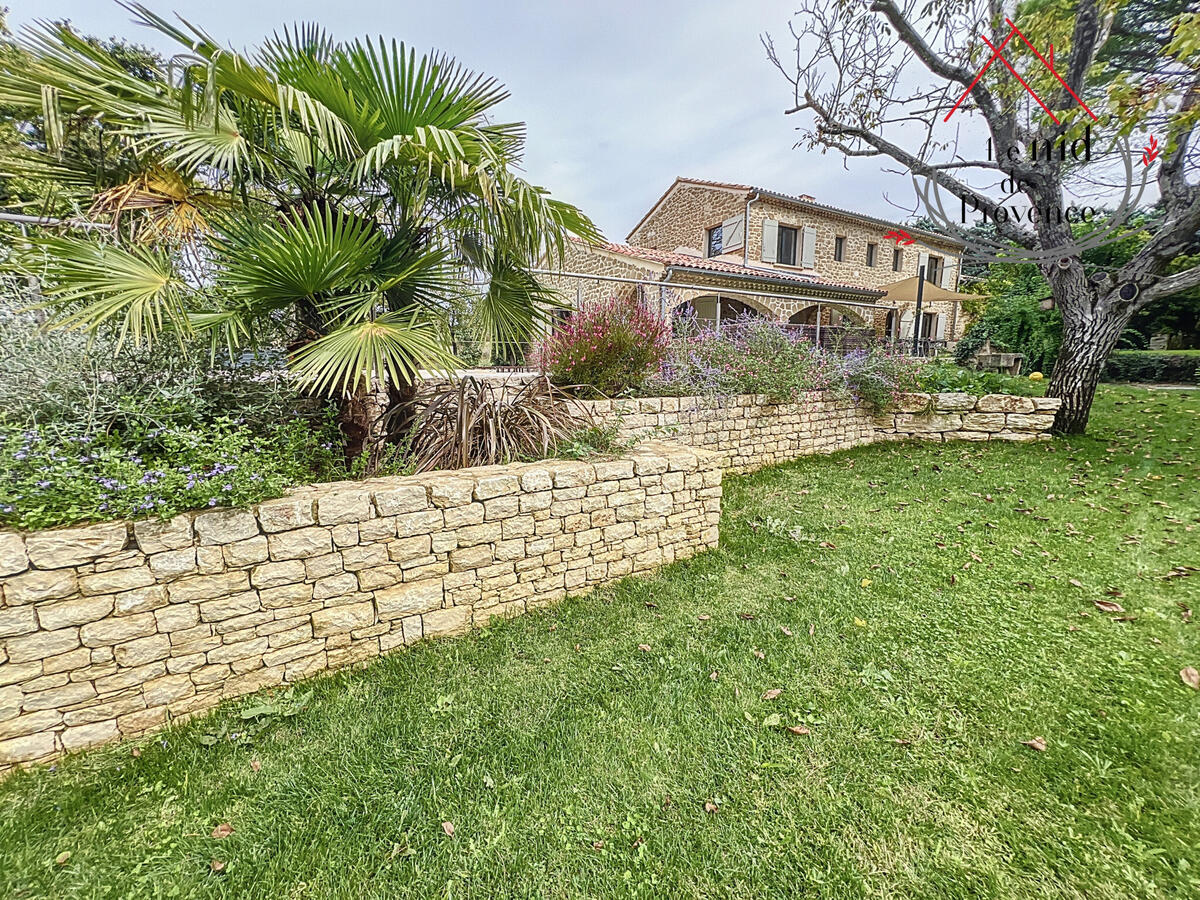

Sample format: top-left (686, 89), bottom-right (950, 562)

top-left (6, 627), bottom-right (80, 664)
top-left (894, 413), bottom-right (963, 433)
top-left (21, 681), bottom-right (95, 712)
top-left (0, 606), bottom-right (38, 638)
top-left (894, 393), bottom-right (932, 414)
top-left (148, 548), bottom-right (198, 579)
top-left (154, 603), bottom-right (199, 633)
top-left (267, 527), bottom-right (333, 561)
top-left (1033, 397), bottom-right (1062, 412)
top-left (132, 515), bottom-right (194, 554)
top-left (394, 509), bottom-right (444, 538)
top-left (519, 468), bottom-right (553, 492)
top-left (976, 394), bottom-right (1036, 413)
top-left (1005, 413), bottom-right (1056, 432)
top-left (113, 634), bottom-right (170, 668)
top-left (313, 573), bottom-right (359, 600)
top-left (312, 601), bottom-right (375, 636)
top-left (474, 474), bottom-right (519, 500)
top-left (356, 565), bottom-right (402, 591)
top-left (36, 595), bottom-right (114, 631)
top-left (25, 522), bottom-right (127, 569)
top-left (422, 605), bottom-right (472, 638)
top-left (931, 392), bottom-right (975, 412)
top-left (375, 579), bottom-right (443, 620)
top-left (78, 566), bottom-right (154, 597)
top-left (316, 490), bottom-right (371, 526)
top-left (168, 571), bottom-right (250, 604)
top-left (961, 412), bottom-right (1007, 432)
top-left (373, 484), bottom-right (429, 516)
top-left (194, 508), bottom-right (260, 545)
top-left (223, 536), bottom-right (269, 568)
top-left (0, 731), bottom-right (58, 765)
top-left (0, 533), bottom-right (29, 577)
top-left (250, 560), bottom-right (306, 589)
top-left (426, 476), bottom-right (474, 508)
top-left (256, 498), bottom-right (315, 533)
top-left (4, 568), bottom-right (78, 605)
top-left (199, 591), bottom-right (261, 623)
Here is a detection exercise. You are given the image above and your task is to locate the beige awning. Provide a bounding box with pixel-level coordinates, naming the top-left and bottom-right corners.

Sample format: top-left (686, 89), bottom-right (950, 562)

top-left (878, 276), bottom-right (982, 304)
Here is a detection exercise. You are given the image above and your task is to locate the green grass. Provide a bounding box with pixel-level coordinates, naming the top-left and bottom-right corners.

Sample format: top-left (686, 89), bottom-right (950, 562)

top-left (2, 385), bottom-right (1198, 899)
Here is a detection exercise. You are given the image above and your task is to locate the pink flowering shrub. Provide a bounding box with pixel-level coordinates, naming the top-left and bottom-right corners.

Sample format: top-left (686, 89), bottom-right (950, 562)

top-left (535, 297), bottom-right (671, 396)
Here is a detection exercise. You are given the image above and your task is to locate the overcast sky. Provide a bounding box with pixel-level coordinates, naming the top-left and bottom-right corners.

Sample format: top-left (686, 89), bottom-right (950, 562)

top-left (8, 0), bottom-right (938, 241)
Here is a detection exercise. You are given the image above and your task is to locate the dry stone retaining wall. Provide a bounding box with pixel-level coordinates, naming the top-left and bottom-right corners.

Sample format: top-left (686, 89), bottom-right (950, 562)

top-left (581, 392), bottom-right (1060, 474)
top-left (0, 441), bottom-right (721, 772)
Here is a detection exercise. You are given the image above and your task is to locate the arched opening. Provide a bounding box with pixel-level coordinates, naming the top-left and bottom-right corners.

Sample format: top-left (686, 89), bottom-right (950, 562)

top-left (673, 294), bottom-right (771, 329)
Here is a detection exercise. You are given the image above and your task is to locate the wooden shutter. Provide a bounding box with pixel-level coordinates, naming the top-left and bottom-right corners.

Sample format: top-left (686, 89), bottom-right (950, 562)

top-left (898, 311), bottom-right (914, 339)
top-left (722, 215), bottom-right (744, 253)
top-left (800, 226), bottom-right (816, 268)
top-left (940, 259), bottom-right (957, 290)
top-left (935, 314), bottom-right (946, 340)
top-left (918, 252), bottom-right (930, 281)
top-left (761, 219), bottom-right (778, 263)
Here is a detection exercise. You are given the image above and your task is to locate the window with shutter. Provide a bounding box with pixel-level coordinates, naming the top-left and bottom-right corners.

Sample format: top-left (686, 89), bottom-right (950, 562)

top-left (761, 219), bottom-right (778, 263)
top-left (833, 236), bottom-right (845, 262)
top-left (777, 225), bottom-right (798, 265)
top-left (800, 226), bottom-right (816, 268)
top-left (866, 243), bottom-right (878, 267)
top-left (722, 214), bottom-right (744, 253)
top-left (892, 248), bottom-right (903, 272)
top-left (707, 226), bottom-right (723, 258)
top-left (940, 260), bottom-right (957, 290)
top-left (918, 251), bottom-right (930, 280)
top-left (927, 255), bottom-right (943, 285)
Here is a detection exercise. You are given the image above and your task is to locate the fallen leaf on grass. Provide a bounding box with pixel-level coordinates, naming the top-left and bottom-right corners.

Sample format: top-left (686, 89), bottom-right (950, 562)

top-left (709, 670), bottom-right (719, 681)
top-left (786, 725), bottom-right (811, 736)
top-left (737, 612), bottom-right (756, 621)
top-left (209, 859), bottom-right (225, 874)
top-left (860, 578), bottom-right (872, 588)
top-left (211, 824), bottom-right (233, 839)
top-left (250, 759), bottom-right (261, 773)
top-left (1069, 579), bottom-right (1083, 588)
top-left (752, 648), bottom-right (765, 660)
top-left (637, 644), bottom-right (651, 653)
top-left (54, 851), bottom-right (71, 866)
top-left (1181, 667), bottom-right (1200, 691)
top-left (761, 689), bottom-right (783, 701)
top-left (703, 801), bottom-right (719, 813)
top-left (779, 625), bottom-right (793, 637)
top-left (808, 623), bottom-right (815, 637)
top-left (1021, 737), bottom-right (1048, 752)
top-left (1179, 603), bottom-right (1193, 623)
top-left (853, 617), bottom-right (868, 627)
top-left (130, 747), bottom-right (141, 758)
top-left (591, 840), bottom-right (605, 850)
top-left (441, 821), bottom-right (455, 837)
top-left (698, 614), bottom-right (711, 622)
top-left (1093, 599), bottom-right (1125, 613)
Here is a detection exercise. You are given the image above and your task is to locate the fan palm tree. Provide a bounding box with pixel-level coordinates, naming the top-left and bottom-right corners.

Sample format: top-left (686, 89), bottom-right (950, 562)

top-left (0, 3), bottom-right (597, 462)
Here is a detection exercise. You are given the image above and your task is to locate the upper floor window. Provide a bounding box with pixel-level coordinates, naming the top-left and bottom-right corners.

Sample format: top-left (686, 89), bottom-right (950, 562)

top-left (707, 225), bottom-right (723, 258)
top-left (777, 225), bottom-right (798, 266)
top-left (866, 242), bottom-right (878, 267)
top-left (927, 255), bottom-right (944, 284)
top-left (892, 248), bottom-right (903, 272)
top-left (833, 236), bottom-right (846, 262)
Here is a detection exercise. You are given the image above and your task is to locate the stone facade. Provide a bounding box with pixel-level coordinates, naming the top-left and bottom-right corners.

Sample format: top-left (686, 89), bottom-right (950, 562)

top-left (552, 179), bottom-right (970, 342)
top-left (0, 442), bottom-right (721, 772)
top-left (579, 393), bottom-right (1061, 475)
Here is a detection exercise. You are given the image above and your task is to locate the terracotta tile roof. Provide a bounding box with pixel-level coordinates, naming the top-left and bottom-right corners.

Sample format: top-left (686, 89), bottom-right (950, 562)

top-left (651, 178), bottom-right (964, 250)
top-left (591, 241), bottom-right (885, 296)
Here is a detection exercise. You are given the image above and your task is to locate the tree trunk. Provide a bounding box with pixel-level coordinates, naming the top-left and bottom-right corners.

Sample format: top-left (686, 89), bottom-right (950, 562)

top-left (1046, 288), bottom-right (1133, 434)
top-left (337, 378), bottom-right (389, 471)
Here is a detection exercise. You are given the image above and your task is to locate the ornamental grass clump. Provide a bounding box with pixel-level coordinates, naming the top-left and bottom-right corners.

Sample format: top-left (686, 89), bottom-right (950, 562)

top-left (535, 297), bottom-right (671, 396)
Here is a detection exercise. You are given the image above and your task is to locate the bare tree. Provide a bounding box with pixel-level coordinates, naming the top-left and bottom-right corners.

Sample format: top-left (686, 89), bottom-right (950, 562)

top-left (765, 0), bottom-right (1200, 433)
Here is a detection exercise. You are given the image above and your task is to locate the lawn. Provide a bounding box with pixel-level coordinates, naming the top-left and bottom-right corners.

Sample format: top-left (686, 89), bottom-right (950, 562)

top-left (1, 384), bottom-right (1197, 899)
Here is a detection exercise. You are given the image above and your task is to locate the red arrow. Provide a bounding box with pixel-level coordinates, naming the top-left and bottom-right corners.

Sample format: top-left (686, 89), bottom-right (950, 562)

top-left (885, 229), bottom-right (915, 246)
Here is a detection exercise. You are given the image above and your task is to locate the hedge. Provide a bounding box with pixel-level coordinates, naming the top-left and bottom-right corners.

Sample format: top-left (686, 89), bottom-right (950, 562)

top-left (1103, 350), bottom-right (1200, 384)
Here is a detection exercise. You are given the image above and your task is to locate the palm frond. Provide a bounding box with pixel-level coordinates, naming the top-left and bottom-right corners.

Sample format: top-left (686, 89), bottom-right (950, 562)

top-left (288, 310), bottom-right (459, 396)
top-left (15, 236), bottom-right (193, 348)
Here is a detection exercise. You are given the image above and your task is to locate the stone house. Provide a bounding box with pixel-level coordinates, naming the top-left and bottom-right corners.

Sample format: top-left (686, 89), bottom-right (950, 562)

top-left (543, 177), bottom-right (970, 345)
